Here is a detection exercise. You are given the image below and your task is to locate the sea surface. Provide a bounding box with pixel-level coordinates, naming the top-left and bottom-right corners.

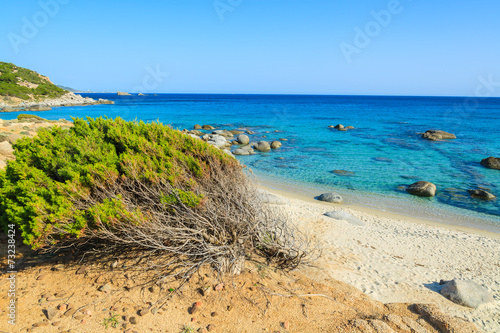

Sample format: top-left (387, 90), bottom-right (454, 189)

top-left (4, 94), bottom-right (500, 232)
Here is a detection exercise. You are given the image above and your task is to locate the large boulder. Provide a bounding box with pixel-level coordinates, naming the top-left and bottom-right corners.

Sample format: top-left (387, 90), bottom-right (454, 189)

top-left (6, 133), bottom-right (25, 144)
top-left (422, 130), bottom-right (456, 141)
top-left (0, 141), bottom-right (14, 157)
top-left (316, 193), bottom-right (343, 203)
top-left (480, 157), bottom-right (500, 170)
top-left (440, 280), bottom-right (494, 308)
top-left (1, 106), bottom-right (16, 112)
top-left (207, 135), bottom-right (227, 149)
top-left (406, 181), bottom-right (436, 197)
top-left (468, 189), bottom-right (496, 200)
top-left (236, 134), bottom-right (250, 145)
top-left (324, 211), bottom-right (364, 226)
top-left (202, 125), bottom-right (215, 130)
top-left (193, 124), bottom-right (202, 130)
top-left (117, 91), bottom-right (131, 96)
top-left (255, 141), bottom-right (271, 152)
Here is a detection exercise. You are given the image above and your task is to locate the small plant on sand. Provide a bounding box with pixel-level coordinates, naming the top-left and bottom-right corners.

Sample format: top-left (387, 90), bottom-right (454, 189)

top-left (0, 117), bottom-right (318, 282)
top-left (102, 313), bottom-right (119, 329)
top-left (180, 325), bottom-right (197, 333)
top-left (17, 114), bottom-right (46, 122)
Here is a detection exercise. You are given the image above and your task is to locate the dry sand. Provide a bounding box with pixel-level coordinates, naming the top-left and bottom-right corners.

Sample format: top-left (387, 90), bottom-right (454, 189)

top-left (259, 184), bottom-right (500, 332)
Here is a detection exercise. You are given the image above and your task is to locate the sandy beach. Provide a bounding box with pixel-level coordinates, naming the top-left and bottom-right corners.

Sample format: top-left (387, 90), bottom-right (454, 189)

top-left (258, 183), bottom-right (500, 332)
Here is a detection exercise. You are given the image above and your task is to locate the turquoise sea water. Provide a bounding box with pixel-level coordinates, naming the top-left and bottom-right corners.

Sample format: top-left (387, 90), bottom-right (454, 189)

top-left (3, 94), bottom-right (500, 231)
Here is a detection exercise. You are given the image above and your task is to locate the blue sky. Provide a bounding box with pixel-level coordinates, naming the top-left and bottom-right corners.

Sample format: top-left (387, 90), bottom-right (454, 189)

top-left (1, 0), bottom-right (499, 96)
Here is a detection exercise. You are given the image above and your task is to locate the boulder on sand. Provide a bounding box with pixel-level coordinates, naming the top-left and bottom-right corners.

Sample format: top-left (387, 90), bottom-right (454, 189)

top-left (421, 130), bottom-right (456, 141)
top-left (480, 157), bottom-right (500, 170)
top-left (406, 181), bottom-right (436, 197)
top-left (324, 211), bottom-right (364, 226)
top-left (440, 279), bottom-right (494, 308)
top-left (316, 192), bottom-right (343, 203)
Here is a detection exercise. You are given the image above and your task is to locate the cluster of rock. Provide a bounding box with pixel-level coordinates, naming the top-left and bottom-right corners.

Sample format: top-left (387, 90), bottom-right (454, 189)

top-left (403, 181), bottom-right (496, 200)
top-left (117, 91), bottom-right (132, 96)
top-left (182, 124), bottom-right (284, 157)
top-left (421, 130), bottom-right (456, 141)
top-left (0, 92), bottom-right (113, 112)
top-left (328, 124), bottom-right (354, 131)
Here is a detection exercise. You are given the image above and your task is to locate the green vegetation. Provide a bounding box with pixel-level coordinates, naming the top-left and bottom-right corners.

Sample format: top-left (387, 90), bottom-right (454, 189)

top-left (0, 62), bottom-right (66, 100)
top-left (102, 313), bottom-right (119, 329)
top-left (0, 117), bottom-right (232, 248)
top-left (17, 114), bottom-right (47, 122)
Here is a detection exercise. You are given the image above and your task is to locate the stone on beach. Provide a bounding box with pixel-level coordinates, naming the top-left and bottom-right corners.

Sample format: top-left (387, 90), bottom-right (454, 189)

top-left (440, 280), bottom-right (494, 308)
top-left (405, 181), bottom-right (436, 197)
top-left (421, 130), bottom-right (456, 141)
top-left (480, 156), bottom-right (500, 170)
top-left (324, 210), bottom-right (365, 226)
top-left (316, 192), bottom-right (343, 203)
top-left (256, 189), bottom-right (288, 205)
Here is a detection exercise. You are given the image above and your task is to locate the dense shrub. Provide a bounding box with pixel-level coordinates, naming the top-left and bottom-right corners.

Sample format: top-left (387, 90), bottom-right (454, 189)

top-left (0, 117), bottom-right (314, 277)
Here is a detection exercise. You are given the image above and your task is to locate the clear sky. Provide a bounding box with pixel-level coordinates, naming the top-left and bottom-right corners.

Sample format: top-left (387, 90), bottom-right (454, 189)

top-left (1, 0), bottom-right (499, 96)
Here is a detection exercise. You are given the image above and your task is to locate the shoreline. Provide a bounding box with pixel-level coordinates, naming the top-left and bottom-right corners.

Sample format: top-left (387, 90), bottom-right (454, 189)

top-left (254, 172), bottom-right (500, 238)
top-left (255, 178), bottom-right (500, 332)
top-left (0, 92), bottom-right (113, 112)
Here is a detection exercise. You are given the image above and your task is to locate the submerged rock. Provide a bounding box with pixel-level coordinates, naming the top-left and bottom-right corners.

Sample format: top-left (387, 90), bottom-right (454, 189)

top-left (332, 169), bottom-right (355, 177)
top-left (406, 181), bottom-right (436, 197)
top-left (421, 130), bottom-right (456, 141)
top-left (440, 280), bottom-right (494, 308)
top-left (316, 193), bottom-right (343, 203)
top-left (468, 189), bottom-right (496, 200)
top-left (480, 156), bottom-right (500, 170)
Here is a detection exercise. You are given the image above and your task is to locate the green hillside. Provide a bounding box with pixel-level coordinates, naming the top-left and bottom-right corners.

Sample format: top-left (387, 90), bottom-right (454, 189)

top-left (0, 62), bottom-right (67, 100)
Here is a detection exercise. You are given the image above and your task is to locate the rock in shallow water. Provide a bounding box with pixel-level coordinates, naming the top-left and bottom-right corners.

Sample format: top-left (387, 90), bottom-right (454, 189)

top-left (316, 192), bottom-right (343, 203)
top-left (421, 130), bottom-right (456, 141)
top-left (323, 211), bottom-right (364, 226)
top-left (480, 156), bottom-right (500, 170)
top-left (406, 181), bottom-right (436, 197)
top-left (468, 189), bottom-right (496, 200)
top-left (440, 280), bottom-right (494, 308)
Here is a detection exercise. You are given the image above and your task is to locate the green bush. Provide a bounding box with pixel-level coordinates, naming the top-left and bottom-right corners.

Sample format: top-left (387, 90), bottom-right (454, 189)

top-left (17, 114), bottom-right (46, 122)
top-left (0, 117), bottom-right (233, 248)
